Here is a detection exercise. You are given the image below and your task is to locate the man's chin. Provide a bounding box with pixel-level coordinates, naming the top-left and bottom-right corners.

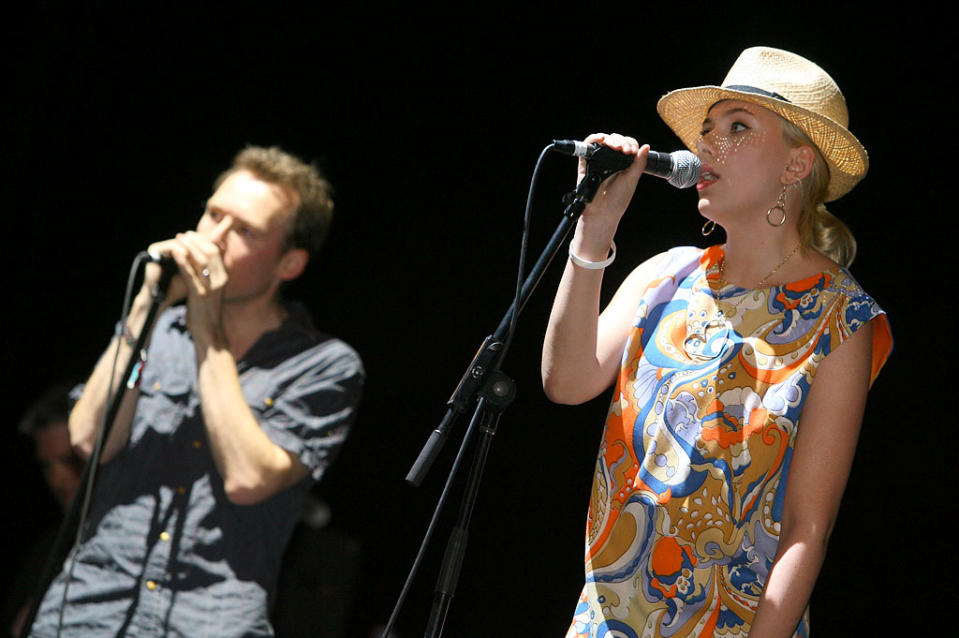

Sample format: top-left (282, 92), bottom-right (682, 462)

top-left (221, 285), bottom-right (278, 307)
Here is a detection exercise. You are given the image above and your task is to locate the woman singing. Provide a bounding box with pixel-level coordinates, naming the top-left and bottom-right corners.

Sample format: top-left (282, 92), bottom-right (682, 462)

top-left (542, 47), bottom-right (893, 637)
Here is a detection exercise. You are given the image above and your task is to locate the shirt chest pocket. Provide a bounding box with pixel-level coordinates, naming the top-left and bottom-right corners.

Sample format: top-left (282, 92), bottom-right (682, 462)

top-left (132, 350), bottom-right (196, 438)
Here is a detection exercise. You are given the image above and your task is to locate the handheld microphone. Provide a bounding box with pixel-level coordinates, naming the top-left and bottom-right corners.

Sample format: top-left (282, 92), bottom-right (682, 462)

top-left (144, 250), bottom-right (178, 298)
top-left (146, 250), bottom-right (178, 275)
top-left (552, 140), bottom-right (701, 189)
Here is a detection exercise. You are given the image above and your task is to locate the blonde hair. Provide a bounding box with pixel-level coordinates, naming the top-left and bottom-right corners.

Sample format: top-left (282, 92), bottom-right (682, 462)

top-left (781, 120), bottom-right (857, 267)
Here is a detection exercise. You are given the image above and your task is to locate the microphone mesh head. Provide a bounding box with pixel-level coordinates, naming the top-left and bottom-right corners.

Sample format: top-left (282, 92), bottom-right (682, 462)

top-left (667, 151), bottom-right (701, 189)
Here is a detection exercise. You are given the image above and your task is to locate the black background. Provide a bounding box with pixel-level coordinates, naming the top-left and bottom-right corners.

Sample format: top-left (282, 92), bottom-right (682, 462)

top-left (3, 3), bottom-right (952, 637)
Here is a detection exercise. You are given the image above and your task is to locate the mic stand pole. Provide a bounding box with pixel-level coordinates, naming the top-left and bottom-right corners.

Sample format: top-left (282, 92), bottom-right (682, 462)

top-left (424, 372), bottom-right (514, 638)
top-left (384, 159), bottom-right (612, 638)
top-left (18, 265), bottom-right (175, 638)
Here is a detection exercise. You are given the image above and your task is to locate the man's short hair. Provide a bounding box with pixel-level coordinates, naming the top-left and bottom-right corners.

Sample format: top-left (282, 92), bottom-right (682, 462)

top-left (215, 146), bottom-right (334, 256)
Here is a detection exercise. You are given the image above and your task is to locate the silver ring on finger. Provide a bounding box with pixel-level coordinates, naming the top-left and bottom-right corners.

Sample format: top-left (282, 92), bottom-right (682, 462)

top-left (201, 268), bottom-right (211, 278)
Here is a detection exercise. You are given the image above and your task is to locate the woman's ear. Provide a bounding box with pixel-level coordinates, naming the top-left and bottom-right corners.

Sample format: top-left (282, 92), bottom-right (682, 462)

top-left (784, 145), bottom-right (815, 184)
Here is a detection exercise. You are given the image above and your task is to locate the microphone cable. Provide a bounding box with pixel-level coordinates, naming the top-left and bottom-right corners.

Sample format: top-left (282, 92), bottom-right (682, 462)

top-left (44, 252), bottom-right (153, 638)
top-left (500, 142), bottom-right (552, 362)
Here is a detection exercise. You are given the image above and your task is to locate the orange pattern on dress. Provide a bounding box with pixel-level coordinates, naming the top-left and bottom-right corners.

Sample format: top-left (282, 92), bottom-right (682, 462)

top-left (565, 246), bottom-right (892, 638)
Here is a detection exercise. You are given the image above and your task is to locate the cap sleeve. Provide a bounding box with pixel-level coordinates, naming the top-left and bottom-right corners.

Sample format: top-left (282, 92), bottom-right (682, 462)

top-left (834, 278), bottom-right (893, 386)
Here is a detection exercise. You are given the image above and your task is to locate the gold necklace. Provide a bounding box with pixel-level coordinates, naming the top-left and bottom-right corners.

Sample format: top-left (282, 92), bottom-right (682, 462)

top-left (717, 243), bottom-right (801, 288)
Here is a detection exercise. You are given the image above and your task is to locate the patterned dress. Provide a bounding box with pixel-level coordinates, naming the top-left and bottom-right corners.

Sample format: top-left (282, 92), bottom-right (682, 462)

top-left (566, 245), bottom-right (892, 638)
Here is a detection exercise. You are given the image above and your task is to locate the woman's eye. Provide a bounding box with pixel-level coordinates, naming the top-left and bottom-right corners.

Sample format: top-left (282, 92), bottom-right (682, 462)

top-left (731, 121), bottom-right (748, 133)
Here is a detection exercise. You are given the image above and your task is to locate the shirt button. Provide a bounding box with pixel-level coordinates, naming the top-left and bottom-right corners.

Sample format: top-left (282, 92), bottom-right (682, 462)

top-left (264, 397), bottom-right (274, 407)
top-left (153, 382), bottom-right (162, 391)
top-left (192, 440), bottom-right (202, 449)
top-left (146, 580), bottom-right (157, 590)
top-left (160, 531), bottom-right (171, 542)
top-left (176, 486), bottom-right (186, 494)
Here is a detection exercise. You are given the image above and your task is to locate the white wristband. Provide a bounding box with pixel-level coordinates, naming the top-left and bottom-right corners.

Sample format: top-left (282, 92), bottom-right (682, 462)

top-left (569, 240), bottom-right (616, 270)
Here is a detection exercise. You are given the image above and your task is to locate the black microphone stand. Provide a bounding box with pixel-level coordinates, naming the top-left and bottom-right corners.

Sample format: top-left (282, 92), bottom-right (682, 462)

top-left (383, 151), bottom-right (618, 638)
top-left (18, 261), bottom-right (175, 638)
top-left (423, 371), bottom-right (515, 637)
top-left (406, 153), bottom-right (617, 487)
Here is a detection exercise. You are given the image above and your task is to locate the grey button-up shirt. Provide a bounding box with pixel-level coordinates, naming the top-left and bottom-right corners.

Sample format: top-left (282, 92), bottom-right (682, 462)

top-left (31, 303), bottom-right (363, 638)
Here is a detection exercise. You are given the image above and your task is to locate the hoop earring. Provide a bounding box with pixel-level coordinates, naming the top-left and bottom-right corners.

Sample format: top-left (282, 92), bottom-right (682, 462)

top-left (701, 220), bottom-right (716, 236)
top-left (766, 184), bottom-right (788, 227)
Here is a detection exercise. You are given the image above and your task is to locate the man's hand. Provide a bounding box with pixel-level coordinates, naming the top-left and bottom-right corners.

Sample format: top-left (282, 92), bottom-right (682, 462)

top-left (146, 232), bottom-right (228, 344)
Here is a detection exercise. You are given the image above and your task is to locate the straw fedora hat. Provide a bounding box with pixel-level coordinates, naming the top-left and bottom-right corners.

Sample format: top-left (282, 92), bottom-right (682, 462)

top-left (656, 46), bottom-right (868, 202)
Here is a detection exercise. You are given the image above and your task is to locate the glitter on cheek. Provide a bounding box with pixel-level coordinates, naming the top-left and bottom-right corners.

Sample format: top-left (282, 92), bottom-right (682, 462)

top-left (714, 136), bottom-right (732, 164)
top-left (737, 130), bottom-right (766, 150)
top-left (707, 130), bottom-right (767, 167)
top-left (705, 132), bottom-right (734, 166)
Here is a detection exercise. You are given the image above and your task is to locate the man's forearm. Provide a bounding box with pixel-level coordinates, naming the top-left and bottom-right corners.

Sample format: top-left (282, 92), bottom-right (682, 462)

top-left (195, 337), bottom-right (308, 505)
top-left (69, 290), bottom-right (157, 462)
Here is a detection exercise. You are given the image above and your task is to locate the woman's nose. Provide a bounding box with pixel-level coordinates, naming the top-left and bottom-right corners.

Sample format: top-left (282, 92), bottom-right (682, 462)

top-left (695, 134), bottom-right (713, 158)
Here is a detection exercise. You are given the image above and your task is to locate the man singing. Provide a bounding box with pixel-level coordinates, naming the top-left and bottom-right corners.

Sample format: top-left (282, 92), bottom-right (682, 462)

top-left (29, 146), bottom-right (364, 637)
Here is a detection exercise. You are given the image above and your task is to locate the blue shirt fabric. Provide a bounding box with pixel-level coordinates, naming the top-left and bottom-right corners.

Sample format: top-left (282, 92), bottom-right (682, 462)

top-left (30, 303), bottom-right (364, 638)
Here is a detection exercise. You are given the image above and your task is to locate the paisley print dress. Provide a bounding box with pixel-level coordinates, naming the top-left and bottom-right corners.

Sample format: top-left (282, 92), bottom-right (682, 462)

top-left (566, 245), bottom-right (892, 638)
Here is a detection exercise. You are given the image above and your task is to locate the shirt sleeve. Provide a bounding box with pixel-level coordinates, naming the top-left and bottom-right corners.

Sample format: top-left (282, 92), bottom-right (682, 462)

top-left (835, 283), bottom-right (893, 387)
top-left (247, 339), bottom-right (364, 482)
